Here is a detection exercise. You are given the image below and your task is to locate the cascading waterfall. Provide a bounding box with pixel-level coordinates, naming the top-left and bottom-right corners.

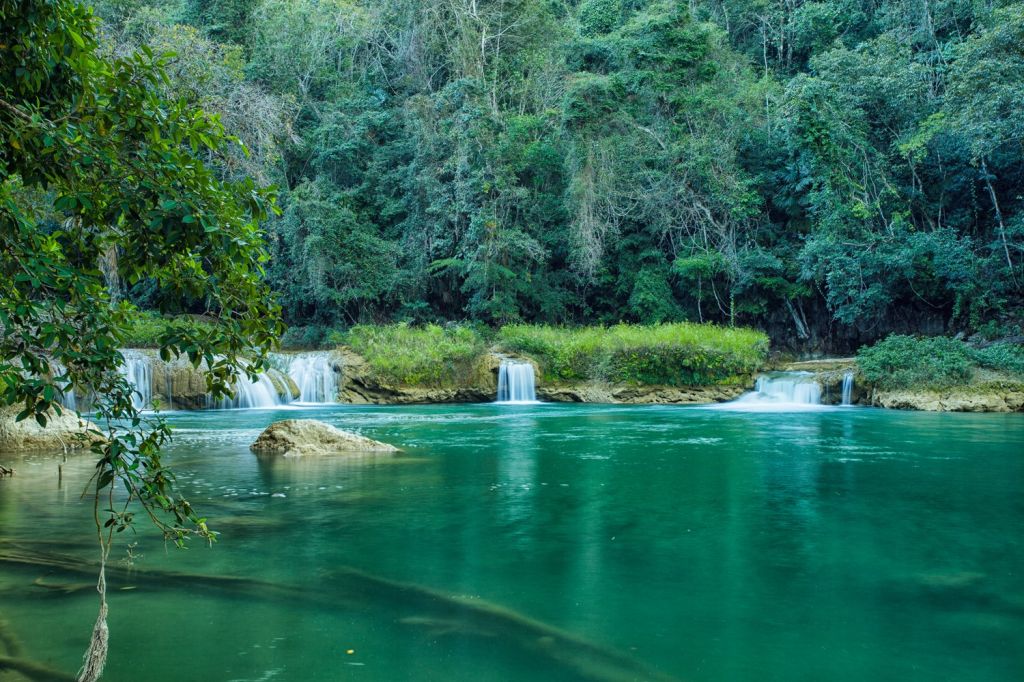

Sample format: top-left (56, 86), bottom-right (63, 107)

top-left (283, 352), bottom-right (340, 403)
top-left (754, 374), bottom-right (822, 404)
top-left (841, 372), bottom-right (854, 406)
top-left (119, 349), bottom-right (153, 410)
top-left (60, 387), bottom-right (77, 411)
top-left (209, 371), bottom-right (285, 409)
top-left (715, 371), bottom-right (825, 411)
top-left (111, 350), bottom-right (293, 410)
top-left (497, 362), bottom-right (537, 403)
top-left (46, 360), bottom-right (77, 411)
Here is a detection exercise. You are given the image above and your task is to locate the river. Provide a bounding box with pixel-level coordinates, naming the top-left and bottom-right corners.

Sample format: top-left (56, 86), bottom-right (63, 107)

top-left (1, 403), bottom-right (1022, 681)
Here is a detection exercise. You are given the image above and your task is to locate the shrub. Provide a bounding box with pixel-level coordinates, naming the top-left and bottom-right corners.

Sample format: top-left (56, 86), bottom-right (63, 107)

top-left (497, 323), bottom-right (768, 385)
top-left (857, 335), bottom-right (974, 390)
top-left (339, 323), bottom-right (486, 387)
top-left (971, 342), bottom-right (1024, 377)
top-left (280, 325), bottom-right (331, 350)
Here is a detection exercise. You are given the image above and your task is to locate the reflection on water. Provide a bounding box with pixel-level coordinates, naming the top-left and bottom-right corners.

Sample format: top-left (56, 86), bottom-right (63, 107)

top-left (1, 404), bottom-right (1023, 681)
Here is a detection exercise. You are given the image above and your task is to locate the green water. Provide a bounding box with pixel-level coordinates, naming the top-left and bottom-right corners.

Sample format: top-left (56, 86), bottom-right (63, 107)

top-left (1, 403), bottom-right (1022, 681)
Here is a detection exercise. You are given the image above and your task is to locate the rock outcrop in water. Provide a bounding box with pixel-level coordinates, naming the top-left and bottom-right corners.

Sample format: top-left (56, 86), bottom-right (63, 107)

top-left (335, 349), bottom-right (499, 404)
top-left (0, 405), bottom-right (100, 451)
top-left (250, 419), bottom-right (399, 457)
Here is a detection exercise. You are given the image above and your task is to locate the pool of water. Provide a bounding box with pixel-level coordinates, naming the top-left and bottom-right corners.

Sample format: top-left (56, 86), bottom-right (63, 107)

top-left (1, 403), bottom-right (1022, 681)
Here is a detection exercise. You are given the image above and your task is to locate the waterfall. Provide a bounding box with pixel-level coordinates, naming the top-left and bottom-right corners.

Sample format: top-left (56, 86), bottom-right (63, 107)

top-left (753, 373), bottom-right (822, 405)
top-left (60, 387), bottom-right (77, 411)
top-left (714, 371), bottom-right (825, 410)
top-left (47, 360), bottom-right (77, 411)
top-left (282, 352), bottom-right (340, 403)
top-left (210, 372), bottom-right (285, 409)
top-left (497, 362), bottom-right (537, 403)
top-left (119, 349), bottom-right (153, 410)
top-left (841, 372), bottom-right (854, 406)
top-left (112, 349), bottom-right (293, 410)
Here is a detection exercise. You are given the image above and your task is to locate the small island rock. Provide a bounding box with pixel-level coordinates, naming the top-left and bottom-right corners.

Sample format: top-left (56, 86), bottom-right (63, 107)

top-left (0, 404), bottom-right (101, 451)
top-left (250, 419), bottom-right (399, 457)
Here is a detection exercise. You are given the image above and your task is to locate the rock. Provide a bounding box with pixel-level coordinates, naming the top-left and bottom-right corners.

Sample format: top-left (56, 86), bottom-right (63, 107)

top-left (250, 419), bottom-right (399, 457)
top-left (335, 348), bottom-right (494, 404)
top-left (0, 404), bottom-right (101, 452)
top-left (265, 368), bottom-right (301, 401)
top-left (537, 383), bottom-right (745, 404)
top-left (780, 358), bottom-right (857, 372)
top-left (871, 386), bottom-right (1024, 412)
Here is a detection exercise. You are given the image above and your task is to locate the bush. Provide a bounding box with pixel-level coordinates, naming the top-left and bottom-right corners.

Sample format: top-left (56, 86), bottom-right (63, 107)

top-left (497, 323), bottom-right (768, 385)
top-left (971, 342), bottom-right (1024, 377)
top-left (857, 335), bottom-right (974, 390)
top-left (339, 323), bottom-right (486, 387)
top-left (280, 325), bottom-right (331, 350)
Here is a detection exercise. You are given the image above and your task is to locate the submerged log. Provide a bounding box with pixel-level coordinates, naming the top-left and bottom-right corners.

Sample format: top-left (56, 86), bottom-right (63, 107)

top-left (1, 618), bottom-right (75, 682)
top-left (0, 618), bottom-right (25, 658)
top-left (0, 656), bottom-right (75, 682)
top-left (0, 542), bottom-right (680, 682)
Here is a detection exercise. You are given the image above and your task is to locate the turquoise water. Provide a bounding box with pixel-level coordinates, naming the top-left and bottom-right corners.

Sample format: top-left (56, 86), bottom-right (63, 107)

top-left (1, 403), bottom-right (1023, 681)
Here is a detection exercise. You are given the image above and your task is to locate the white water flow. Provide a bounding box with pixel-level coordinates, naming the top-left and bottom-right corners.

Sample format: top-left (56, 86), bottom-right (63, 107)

top-left (210, 372), bottom-right (285, 410)
top-left (497, 362), bottom-right (538, 403)
top-left (714, 371), bottom-right (826, 411)
top-left (285, 352), bottom-right (340, 403)
top-left (841, 372), bottom-right (855, 406)
top-left (47, 361), bottom-right (77, 411)
top-left (120, 349), bottom-right (153, 410)
top-left (59, 388), bottom-right (77, 412)
top-left (113, 350), bottom-right (290, 410)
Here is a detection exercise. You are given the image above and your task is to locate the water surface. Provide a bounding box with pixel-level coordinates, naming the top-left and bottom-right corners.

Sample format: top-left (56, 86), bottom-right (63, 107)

top-left (1, 403), bottom-right (1022, 681)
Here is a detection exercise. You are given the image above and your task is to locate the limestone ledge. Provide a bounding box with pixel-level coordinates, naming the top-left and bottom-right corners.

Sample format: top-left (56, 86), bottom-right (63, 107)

top-left (537, 384), bottom-right (745, 404)
top-left (335, 347), bottom-right (746, 405)
top-left (871, 385), bottom-right (1024, 413)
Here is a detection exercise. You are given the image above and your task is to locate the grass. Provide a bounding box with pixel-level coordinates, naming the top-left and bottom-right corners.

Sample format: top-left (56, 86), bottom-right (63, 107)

top-left (857, 335), bottom-right (1024, 390)
top-left (125, 317), bottom-right (771, 388)
top-left (337, 323), bottom-right (487, 387)
top-left (497, 323), bottom-right (769, 386)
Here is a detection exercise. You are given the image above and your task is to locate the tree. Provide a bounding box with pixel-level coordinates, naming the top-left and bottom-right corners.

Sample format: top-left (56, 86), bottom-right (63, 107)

top-left (1, 0), bottom-right (281, 677)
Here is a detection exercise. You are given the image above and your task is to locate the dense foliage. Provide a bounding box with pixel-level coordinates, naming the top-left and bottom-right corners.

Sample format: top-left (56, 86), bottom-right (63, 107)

top-left (340, 323), bottom-right (486, 386)
top-left (1, 0), bottom-right (280, 541)
top-left (500, 323), bottom-right (767, 384)
top-left (336, 322), bottom-right (766, 387)
top-left (857, 335), bottom-right (975, 389)
top-left (82, 0), bottom-right (1024, 350)
top-left (857, 335), bottom-right (1024, 389)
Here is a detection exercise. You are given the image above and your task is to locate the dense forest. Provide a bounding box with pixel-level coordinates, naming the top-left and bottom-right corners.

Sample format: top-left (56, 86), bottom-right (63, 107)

top-left (87, 0), bottom-right (1023, 349)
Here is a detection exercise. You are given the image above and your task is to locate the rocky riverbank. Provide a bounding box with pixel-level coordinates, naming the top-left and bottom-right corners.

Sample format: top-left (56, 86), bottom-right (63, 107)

top-left (779, 359), bottom-right (1024, 412)
top-left (333, 348), bottom-right (747, 405)
top-left (869, 380), bottom-right (1024, 413)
